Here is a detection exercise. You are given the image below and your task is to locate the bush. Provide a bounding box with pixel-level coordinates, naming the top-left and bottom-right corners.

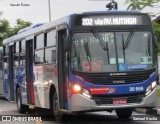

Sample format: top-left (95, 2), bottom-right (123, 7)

top-left (153, 22), bottom-right (160, 43)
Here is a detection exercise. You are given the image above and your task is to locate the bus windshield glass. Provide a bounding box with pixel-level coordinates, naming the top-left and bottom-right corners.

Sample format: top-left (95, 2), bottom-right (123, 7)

top-left (71, 31), bottom-right (153, 72)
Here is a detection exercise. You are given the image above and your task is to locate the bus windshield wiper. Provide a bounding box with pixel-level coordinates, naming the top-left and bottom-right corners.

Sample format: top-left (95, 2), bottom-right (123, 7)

top-left (91, 28), bottom-right (110, 63)
top-left (84, 41), bottom-right (91, 61)
top-left (91, 28), bottom-right (108, 51)
top-left (123, 27), bottom-right (135, 49)
top-left (122, 34), bottom-right (126, 63)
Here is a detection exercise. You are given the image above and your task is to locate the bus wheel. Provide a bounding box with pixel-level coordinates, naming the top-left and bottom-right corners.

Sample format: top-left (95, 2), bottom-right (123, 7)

top-left (116, 108), bottom-right (132, 119)
top-left (16, 88), bottom-right (28, 114)
top-left (52, 92), bottom-right (63, 121)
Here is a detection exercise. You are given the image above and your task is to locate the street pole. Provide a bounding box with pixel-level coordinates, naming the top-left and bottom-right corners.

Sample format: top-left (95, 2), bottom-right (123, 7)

top-left (48, 0), bottom-right (51, 22)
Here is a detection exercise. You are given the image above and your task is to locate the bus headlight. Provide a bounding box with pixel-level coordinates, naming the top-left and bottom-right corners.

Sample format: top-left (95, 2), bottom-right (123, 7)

top-left (151, 81), bottom-right (156, 89)
top-left (145, 81), bottom-right (157, 96)
top-left (71, 84), bottom-right (91, 98)
top-left (82, 88), bottom-right (91, 98)
top-left (73, 84), bottom-right (82, 93)
top-left (145, 85), bottom-right (152, 96)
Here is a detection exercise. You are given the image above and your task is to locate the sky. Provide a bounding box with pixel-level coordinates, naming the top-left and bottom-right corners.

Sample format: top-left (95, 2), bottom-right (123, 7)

top-left (0, 0), bottom-right (160, 27)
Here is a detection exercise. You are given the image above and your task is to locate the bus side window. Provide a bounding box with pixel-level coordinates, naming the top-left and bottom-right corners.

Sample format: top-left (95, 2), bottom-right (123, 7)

top-left (21, 39), bottom-right (26, 53)
top-left (44, 29), bottom-right (56, 64)
top-left (14, 41), bottom-right (20, 67)
top-left (36, 34), bottom-right (44, 49)
top-left (3, 46), bottom-right (9, 56)
top-left (47, 30), bottom-right (56, 47)
top-left (20, 54), bottom-right (25, 66)
top-left (45, 48), bottom-right (56, 64)
top-left (4, 57), bottom-right (8, 68)
top-left (14, 54), bottom-right (19, 67)
top-left (3, 46), bottom-right (8, 68)
top-left (34, 34), bottom-right (45, 65)
top-left (19, 39), bottom-right (25, 66)
top-left (35, 50), bottom-right (44, 64)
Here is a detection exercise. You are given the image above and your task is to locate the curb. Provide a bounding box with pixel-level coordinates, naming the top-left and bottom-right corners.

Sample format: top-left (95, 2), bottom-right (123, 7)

top-left (135, 108), bottom-right (160, 116)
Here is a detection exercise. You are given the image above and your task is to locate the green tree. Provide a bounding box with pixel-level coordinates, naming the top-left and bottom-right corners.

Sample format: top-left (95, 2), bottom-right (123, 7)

top-left (153, 22), bottom-right (160, 53)
top-left (0, 13), bottom-right (32, 46)
top-left (125, 0), bottom-right (160, 10)
top-left (6, 19), bottom-right (32, 38)
top-left (153, 22), bottom-right (160, 42)
top-left (0, 11), bottom-right (10, 46)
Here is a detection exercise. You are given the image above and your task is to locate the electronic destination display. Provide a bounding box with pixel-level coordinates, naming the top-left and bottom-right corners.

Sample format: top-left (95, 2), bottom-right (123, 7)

top-left (74, 15), bottom-right (145, 26)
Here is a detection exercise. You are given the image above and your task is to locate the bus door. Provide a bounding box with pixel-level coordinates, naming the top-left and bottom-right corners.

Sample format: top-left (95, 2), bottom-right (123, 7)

top-left (8, 45), bottom-right (14, 101)
top-left (57, 26), bottom-right (69, 110)
top-left (26, 39), bottom-right (34, 105)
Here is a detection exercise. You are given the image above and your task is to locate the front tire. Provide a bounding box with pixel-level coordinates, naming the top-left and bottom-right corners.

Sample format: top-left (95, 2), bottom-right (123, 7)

top-left (16, 88), bottom-right (28, 114)
top-left (52, 92), bottom-right (69, 121)
top-left (116, 108), bottom-right (132, 119)
top-left (52, 92), bottom-right (62, 121)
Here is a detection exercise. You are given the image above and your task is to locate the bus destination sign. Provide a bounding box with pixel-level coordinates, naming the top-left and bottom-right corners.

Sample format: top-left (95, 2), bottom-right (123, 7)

top-left (80, 15), bottom-right (143, 26)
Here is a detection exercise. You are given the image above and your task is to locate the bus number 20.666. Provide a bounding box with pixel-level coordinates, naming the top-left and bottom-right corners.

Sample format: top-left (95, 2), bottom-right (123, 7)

top-left (129, 86), bottom-right (144, 92)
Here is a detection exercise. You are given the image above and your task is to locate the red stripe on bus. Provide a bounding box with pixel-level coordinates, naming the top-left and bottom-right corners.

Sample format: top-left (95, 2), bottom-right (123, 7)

top-left (89, 87), bottom-right (110, 94)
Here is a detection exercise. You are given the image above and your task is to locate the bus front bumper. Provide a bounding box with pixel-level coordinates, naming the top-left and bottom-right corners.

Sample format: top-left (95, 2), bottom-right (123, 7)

top-left (70, 88), bottom-right (157, 112)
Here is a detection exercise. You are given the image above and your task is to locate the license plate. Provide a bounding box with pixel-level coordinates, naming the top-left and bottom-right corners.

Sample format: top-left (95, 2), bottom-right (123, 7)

top-left (112, 99), bottom-right (127, 104)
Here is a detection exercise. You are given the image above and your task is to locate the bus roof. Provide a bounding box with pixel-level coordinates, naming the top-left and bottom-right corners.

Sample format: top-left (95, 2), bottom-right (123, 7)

top-left (3, 10), bottom-right (143, 45)
top-left (3, 16), bottom-right (70, 45)
top-left (82, 10), bottom-right (140, 14)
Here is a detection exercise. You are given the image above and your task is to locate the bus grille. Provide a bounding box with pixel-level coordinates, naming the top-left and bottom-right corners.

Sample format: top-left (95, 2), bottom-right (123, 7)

top-left (86, 74), bottom-right (147, 84)
top-left (84, 69), bottom-right (155, 85)
top-left (92, 93), bottom-right (144, 105)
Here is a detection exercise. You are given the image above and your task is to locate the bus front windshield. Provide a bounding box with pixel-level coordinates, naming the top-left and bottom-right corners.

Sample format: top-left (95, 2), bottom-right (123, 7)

top-left (71, 31), bottom-right (153, 72)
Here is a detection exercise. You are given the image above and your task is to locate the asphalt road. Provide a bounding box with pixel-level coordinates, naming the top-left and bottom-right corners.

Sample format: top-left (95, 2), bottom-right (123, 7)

top-left (0, 96), bottom-right (160, 124)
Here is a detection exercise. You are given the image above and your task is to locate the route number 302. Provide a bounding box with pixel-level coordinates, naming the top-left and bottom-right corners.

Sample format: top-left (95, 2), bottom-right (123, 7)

top-left (129, 86), bottom-right (144, 92)
top-left (82, 18), bottom-right (93, 26)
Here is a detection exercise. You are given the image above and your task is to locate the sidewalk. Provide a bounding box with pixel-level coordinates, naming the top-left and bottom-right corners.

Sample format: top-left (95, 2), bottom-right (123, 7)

top-left (135, 85), bottom-right (160, 115)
